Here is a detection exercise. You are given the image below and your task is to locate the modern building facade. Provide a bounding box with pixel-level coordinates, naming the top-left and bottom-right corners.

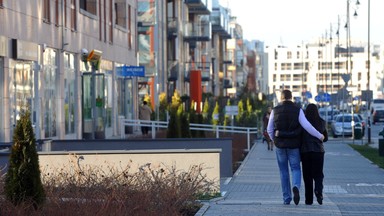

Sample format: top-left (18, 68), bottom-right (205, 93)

top-left (0, 0), bottom-right (138, 142)
top-left (265, 41), bottom-right (384, 108)
top-left (0, 0), bottom-right (240, 142)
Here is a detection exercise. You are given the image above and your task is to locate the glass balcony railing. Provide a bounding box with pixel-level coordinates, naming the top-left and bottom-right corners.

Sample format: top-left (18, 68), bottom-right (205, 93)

top-left (211, 8), bottom-right (232, 38)
top-left (138, 51), bottom-right (155, 77)
top-left (184, 62), bottom-right (211, 82)
top-left (183, 21), bottom-right (212, 42)
top-left (168, 60), bottom-right (179, 81)
top-left (167, 17), bottom-right (178, 38)
top-left (185, 0), bottom-right (212, 14)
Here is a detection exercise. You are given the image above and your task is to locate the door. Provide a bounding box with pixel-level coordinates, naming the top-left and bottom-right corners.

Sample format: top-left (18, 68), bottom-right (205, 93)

top-left (82, 73), bottom-right (105, 139)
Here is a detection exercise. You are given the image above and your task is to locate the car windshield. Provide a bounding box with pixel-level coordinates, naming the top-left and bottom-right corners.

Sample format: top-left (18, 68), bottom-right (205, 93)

top-left (335, 115), bottom-right (359, 122)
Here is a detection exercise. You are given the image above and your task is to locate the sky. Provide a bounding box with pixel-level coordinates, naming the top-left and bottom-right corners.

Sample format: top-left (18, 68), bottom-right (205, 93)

top-left (223, 0), bottom-right (384, 47)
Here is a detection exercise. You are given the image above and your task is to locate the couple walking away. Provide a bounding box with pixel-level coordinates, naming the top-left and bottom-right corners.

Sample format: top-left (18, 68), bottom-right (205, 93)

top-left (267, 90), bottom-right (328, 205)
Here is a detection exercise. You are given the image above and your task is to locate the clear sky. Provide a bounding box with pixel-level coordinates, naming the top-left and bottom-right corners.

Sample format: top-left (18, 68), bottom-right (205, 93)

top-left (223, 0), bottom-right (384, 47)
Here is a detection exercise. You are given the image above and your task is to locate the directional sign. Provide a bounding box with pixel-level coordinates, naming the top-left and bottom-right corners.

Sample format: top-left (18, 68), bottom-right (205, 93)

top-left (116, 66), bottom-right (145, 77)
top-left (315, 92), bottom-right (330, 102)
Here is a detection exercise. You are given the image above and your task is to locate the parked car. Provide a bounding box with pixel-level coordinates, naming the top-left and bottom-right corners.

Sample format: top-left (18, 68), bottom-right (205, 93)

top-left (331, 114), bottom-right (363, 138)
top-left (356, 114), bottom-right (366, 135)
top-left (319, 108), bottom-right (340, 123)
top-left (372, 109), bottom-right (384, 124)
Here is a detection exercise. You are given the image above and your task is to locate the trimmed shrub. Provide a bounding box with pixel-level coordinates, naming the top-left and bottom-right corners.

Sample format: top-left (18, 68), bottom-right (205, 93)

top-left (4, 108), bottom-right (45, 209)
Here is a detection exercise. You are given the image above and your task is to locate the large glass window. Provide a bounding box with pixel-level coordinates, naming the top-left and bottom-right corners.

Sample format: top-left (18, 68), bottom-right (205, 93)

top-left (43, 49), bottom-right (57, 137)
top-left (11, 62), bottom-right (34, 129)
top-left (64, 53), bottom-right (75, 134)
top-left (103, 73), bottom-right (112, 127)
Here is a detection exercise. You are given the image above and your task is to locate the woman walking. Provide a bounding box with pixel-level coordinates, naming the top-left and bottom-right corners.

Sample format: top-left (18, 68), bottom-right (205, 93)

top-left (301, 104), bottom-right (328, 205)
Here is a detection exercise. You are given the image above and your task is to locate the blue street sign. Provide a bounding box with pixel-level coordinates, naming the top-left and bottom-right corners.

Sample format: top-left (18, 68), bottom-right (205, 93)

top-left (315, 92), bottom-right (330, 102)
top-left (323, 93), bottom-right (331, 102)
top-left (305, 91), bottom-right (312, 99)
top-left (116, 66), bottom-right (145, 77)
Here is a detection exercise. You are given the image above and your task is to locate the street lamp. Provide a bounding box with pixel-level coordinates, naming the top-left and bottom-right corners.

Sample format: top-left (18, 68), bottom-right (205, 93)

top-left (367, 0), bottom-right (371, 143)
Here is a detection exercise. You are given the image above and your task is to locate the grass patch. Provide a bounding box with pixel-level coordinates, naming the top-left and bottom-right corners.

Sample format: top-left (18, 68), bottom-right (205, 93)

top-left (349, 144), bottom-right (384, 169)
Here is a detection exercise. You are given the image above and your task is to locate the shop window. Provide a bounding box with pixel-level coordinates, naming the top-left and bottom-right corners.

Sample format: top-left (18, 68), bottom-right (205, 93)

top-left (64, 53), bottom-right (75, 134)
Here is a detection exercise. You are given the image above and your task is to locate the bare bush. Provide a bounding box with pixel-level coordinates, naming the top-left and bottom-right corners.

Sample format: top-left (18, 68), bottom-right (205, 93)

top-left (0, 160), bottom-right (217, 216)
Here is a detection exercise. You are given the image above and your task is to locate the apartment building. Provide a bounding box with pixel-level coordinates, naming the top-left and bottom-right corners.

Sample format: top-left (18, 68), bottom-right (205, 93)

top-left (0, 0), bottom-right (137, 142)
top-left (265, 41), bottom-right (384, 107)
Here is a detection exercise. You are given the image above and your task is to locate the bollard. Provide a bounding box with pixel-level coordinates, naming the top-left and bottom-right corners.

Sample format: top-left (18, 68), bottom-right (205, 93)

top-left (378, 129), bottom-right (384, 156)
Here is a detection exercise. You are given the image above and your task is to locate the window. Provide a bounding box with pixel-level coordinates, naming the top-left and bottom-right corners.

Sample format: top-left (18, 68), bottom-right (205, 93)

top-left (109, 0), bottom-right (113, 43)
top-left (281, 63), bottom-right (292, 70)
top-left (64, 53), bottom-right (75, 134)
top-left (128, 4), bottom-right (132, 49)
top-left (43, 0), bottom-right (51, 22)
top-left (318, 50), bottom-right (323, 59)
top-left (43, 49), bottom-right (58, 137)
top-left (287, 51), bottom-right (292, 59)
top-left (297, 51), bottom-right (300, 59)
top-left (80, 0), bottom-right (97, 15)
top-left (294, 63), bottom-right (303, 70)
top-left (115, 0), bottom-right (127, 28)
top-left (71, 0), bottom-right (77, 30)
top-left (55, 0), bottom-right (59, 25)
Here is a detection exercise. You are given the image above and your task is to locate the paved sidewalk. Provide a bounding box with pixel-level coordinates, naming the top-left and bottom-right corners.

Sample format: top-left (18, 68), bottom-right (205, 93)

top-left (197, 139), bottom-right (384, 216)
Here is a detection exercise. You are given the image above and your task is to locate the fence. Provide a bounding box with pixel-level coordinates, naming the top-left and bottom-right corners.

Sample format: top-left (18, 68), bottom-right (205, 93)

top-left (120, 119), bottom-right (258, 151)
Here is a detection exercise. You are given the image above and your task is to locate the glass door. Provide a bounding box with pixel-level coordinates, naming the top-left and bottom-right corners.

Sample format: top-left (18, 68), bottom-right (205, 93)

top-left (82, 73), bottom-right (105, 139)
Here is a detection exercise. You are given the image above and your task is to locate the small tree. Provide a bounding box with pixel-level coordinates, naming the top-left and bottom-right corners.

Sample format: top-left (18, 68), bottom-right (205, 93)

top-left (4, 108), bottom-right (45, 209)
top-left (212, 101), bottom-right (220, 126)
top-left (167, 91), bottom-right (182, 138)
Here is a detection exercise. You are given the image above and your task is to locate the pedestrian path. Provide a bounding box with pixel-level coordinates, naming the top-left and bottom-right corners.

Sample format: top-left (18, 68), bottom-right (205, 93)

top-left (197, 138), bottom-right (384, 216)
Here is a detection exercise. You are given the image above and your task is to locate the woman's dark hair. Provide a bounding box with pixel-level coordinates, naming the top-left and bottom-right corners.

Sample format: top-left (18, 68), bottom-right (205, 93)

top-left (305, 103), bottom-right (322, 131)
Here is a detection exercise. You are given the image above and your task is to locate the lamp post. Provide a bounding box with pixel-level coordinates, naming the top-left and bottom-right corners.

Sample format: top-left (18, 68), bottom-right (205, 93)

top-left (367, 0), bottom-right (371, 143)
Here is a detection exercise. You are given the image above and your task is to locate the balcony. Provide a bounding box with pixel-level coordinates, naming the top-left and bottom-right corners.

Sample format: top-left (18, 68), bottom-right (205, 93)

top-left (185, 0), bottom-right (212, 14)
top-left (183, 21), bottom-right (212, 43)
top-left (211, 8), bottom-right (232, 39)
top-left (167, 17), bottom-right (178, 39)
top-left (223, 51), bottom-right (233, 64)
top-left (168, 61), bottom-right (179, 81)
top-left (184, 62), bottom-right (211, 82)
top-left (138, 50), bottom-right (155, 77)
top-left (223, 78), bottom-right (233, 88)
top-left (138, 1), bottom-right (156, 26)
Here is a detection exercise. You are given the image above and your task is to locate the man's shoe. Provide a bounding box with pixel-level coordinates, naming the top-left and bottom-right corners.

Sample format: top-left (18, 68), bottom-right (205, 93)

top-left (293, 186), bottom-right (300, 205)
top-left (315, 191), bottom-right (323, 205)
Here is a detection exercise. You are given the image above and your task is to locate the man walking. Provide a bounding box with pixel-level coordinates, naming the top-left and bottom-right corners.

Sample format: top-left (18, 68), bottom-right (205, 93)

top-left (267, 90), bottom-right (324, 205)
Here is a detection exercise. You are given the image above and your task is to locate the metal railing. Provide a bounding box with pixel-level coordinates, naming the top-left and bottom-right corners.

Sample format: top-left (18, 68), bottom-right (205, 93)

top-left (119, 119), bottom-right (258, 151)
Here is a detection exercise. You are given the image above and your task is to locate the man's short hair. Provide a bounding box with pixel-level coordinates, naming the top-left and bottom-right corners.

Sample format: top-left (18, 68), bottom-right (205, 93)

top-left (281, 90), bottom-right (292, 100)
top-left (143, 101), bottom-right (147, 105)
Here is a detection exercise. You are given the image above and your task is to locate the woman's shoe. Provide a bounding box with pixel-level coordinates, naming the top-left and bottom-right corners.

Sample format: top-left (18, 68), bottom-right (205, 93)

top-left (315, 191), bottom-right (323, 205)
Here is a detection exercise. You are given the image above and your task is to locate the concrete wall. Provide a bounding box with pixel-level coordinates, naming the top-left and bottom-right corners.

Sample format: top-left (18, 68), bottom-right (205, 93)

top-left (38, 149), bottom-right (221, 189)
top-left (41, 138), bottom-right (233, 177)
top-left (1, 138), bottom-right (232, 179)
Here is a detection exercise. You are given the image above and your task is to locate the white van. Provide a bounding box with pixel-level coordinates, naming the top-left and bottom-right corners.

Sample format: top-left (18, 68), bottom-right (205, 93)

top-left (370, 99), bottom-right (384, 113)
